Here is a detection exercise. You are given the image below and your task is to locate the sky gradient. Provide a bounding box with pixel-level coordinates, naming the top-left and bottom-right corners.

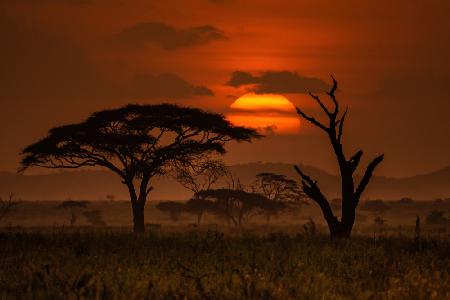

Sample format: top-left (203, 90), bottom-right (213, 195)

top-left (1, 0), bottom-right (449, 177)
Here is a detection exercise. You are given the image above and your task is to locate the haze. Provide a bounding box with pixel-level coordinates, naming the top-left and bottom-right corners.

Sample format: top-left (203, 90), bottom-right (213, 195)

top-left (1, 0), bottom-right (450, 177)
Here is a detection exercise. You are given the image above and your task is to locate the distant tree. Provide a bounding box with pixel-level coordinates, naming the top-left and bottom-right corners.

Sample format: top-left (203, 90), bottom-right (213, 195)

top-left (0, 193), bottom-right (19, 223)
top-left (83, 210), bottom-right (107, 227)
top-left (198, 189), bottom-right (270, 227)
top-left (20, 104), bottom-right (261, 232)
top-left (156, 201), bottom-right (185, 222)
top-left (57, 200), bottom-right (89, 226)
top-left (105, 194), bottom-right (115, 201)
top-left (252, 172), bottom-right (306, 223)
top-left (184, 197), bottom-right (215, 225)
top-left (294, 76), bottom-right (384, 239)
top-left (360, 200), bottom-right (391, 216)
top-left (174, 158), bottom-right (228, 195)
top-left (174, 158), bottom-right (228, 225)
top-left (426, 210), bottom-right (449, 225)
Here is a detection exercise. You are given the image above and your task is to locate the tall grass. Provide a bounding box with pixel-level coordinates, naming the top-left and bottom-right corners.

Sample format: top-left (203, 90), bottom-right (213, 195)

top-left (0, 230), bottom-right (448, 299)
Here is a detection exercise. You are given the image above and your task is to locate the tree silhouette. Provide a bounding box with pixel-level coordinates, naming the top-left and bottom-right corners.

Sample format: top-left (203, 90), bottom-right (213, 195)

top-left (174, 158), bottom-right (228, 195)
top-left (252, 172), bottom-right (306, 223)
top-left (198, 188), bottom-right (270, 227)
top-left (20, 104), bottom-right (261, 232)
top-left (184, 197), bottom-right (215, 225)
top-left (294, 76), bottom-right (384, 239)
top-left (174, 158), bottom-right (228, 225)
top-left (156, 201), bottom-right (185, 223)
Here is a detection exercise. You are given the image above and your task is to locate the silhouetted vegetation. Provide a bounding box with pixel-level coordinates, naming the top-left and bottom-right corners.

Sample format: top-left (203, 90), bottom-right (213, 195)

top-left (360, 199), bottom-right (391, 216)
top-left (198, 189), bottom-right (272, 228)
top-left (156, 201), bottom-right (185, 222)
top-left (426, 210), bottom-right (449, 225)
top-left (0, 231), bottom-right (448, 299)
top-left (294, 76), bottom-right (384, 239)
top-left (252, 172), bottom-right (307, 223)
top-left (20, 104), bottom-right (261, 232)
top-left (184, 197), bottom-right (215, 225)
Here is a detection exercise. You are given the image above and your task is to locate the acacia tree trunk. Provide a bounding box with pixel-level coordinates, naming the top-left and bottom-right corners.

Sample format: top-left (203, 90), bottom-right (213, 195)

top-left (127, 173), bottom-right (152, 233)
top-left (132, 199), bottom-right (146, 233)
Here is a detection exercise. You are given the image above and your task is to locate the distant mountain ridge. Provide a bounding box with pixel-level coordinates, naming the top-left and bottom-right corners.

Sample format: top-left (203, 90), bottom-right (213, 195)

top-left (0, 163), bottom-right (449, 201)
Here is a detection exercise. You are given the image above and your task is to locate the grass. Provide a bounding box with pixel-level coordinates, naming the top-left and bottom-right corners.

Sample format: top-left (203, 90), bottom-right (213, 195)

top-left (0, 229), bottom-right (448, 299)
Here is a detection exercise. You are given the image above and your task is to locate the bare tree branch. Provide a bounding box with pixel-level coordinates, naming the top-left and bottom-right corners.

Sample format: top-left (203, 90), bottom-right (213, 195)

top-left (295, 107), bottom-right (329, 132)
top-left (354, 154), bottom-right (384, 203)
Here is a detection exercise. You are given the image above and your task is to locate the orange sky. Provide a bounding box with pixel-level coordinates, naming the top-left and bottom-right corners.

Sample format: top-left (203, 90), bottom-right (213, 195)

top-left (1, 0), bottom-right (450, 177)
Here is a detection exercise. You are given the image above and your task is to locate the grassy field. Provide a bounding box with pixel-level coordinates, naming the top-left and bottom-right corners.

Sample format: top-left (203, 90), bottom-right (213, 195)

top-left (0, 200), bottom-right (448, 299)
top-left (0, 230), bottom-right (448, 299)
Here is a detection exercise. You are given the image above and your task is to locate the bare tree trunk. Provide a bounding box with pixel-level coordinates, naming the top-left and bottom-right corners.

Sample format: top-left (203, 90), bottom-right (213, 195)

top-left (294, 76), bottom-right (384, 239)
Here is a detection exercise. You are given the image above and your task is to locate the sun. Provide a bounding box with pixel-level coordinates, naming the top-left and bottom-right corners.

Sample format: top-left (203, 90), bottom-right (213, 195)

top-left (227, 93), bottom-right (300, 134)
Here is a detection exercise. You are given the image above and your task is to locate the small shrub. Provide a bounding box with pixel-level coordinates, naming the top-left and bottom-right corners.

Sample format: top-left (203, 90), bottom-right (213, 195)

top-left (426, 210), bottom-right (449, 225)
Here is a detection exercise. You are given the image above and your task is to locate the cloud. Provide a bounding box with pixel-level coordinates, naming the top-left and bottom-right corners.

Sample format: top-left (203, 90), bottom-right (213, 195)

top-left (127, 73), bottom-right (214, 99)
top-left (0, 15), bottom-right (214, 104)
top-left (114, 22), bottom-right (226, 50)
top-left (0, 14), bottom-right (110, 103)
top-left (227, 71), bottom-right (329, 94)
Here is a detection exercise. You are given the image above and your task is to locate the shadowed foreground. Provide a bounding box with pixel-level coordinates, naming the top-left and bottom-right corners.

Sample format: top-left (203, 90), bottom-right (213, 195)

top-left (0, 231), bottom-right (448, 299)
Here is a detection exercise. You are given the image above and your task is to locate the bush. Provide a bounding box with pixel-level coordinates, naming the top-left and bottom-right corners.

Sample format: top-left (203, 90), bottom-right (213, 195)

top-left (426, 210), bottom-right (449, 225)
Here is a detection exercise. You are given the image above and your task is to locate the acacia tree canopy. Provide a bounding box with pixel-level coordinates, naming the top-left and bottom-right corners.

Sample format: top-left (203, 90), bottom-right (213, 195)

top-left (20, 103), bottom-right (261, 232)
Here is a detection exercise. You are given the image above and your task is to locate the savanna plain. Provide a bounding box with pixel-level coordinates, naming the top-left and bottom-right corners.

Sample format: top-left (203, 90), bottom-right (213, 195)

top-left (0, 200), bottom-right (448, 300)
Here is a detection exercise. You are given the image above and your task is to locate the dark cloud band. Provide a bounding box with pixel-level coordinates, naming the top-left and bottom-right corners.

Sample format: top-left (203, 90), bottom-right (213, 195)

top-left (114, 22), bottom-right (226, 50)
top-left (227, 71), bottom-right (329, 94)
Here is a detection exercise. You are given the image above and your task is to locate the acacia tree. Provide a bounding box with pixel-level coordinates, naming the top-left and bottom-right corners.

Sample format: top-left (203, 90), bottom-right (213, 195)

top-left (198, 189), bottom-right (270, 227)
top-left (294, 76), bottom-right (384, 239)
top-left (174, 158), bottom-right (228, 225)
top-left (156, 201), bottom-right (185, 222)
top-left (174, 158), bottom-right (228, 195)
top-left (20, 104), bottom-right (260, 232)
top-left (252, 173), bottom-right (306, 223)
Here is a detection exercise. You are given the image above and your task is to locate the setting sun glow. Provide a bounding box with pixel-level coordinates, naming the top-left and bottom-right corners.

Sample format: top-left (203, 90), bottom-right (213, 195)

top-left (227, 93), bottom-right (300, 134)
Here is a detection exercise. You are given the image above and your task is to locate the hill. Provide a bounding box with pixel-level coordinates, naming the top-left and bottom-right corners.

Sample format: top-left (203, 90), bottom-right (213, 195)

top-left (0, 163), bottom-right (449, 201)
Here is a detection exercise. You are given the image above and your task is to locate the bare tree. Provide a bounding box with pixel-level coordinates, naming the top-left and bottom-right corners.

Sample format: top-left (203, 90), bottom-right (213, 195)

top-left (0, 193), bottom-right (19, 223)
top-left (294, 76), bottom-right (384, 239)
